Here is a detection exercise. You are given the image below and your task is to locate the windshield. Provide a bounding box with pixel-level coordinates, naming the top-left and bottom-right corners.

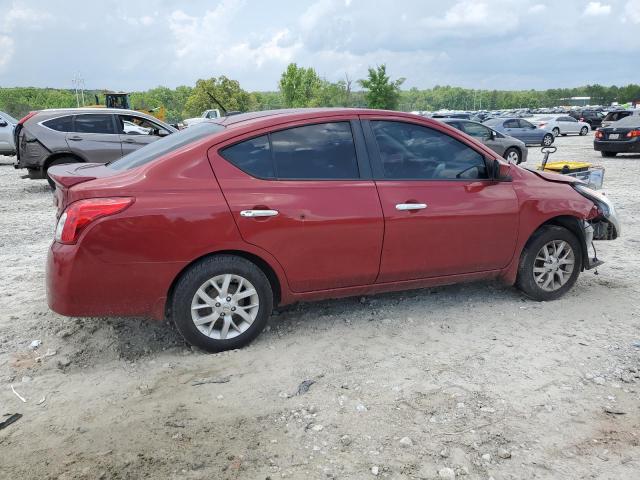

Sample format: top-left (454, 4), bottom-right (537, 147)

top-left (108, 122), bottom-right (225, 171)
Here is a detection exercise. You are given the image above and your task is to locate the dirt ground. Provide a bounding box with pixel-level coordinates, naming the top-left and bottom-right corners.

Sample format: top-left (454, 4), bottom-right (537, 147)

top-left (1, 133), bottom-right (639, 480)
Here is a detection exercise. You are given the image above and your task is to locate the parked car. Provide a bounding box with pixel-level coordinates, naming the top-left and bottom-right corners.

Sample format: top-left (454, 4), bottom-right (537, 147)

top-left (601, 110), bottom-right (640, 128)
top-left (594, 115), bottom-right (640, 157)
top-left (13, 108), bottom-right (177, 187)
top-left (431, 112), bottom-right (471, 120)
top-left (483, 117), bottom-right (555, 146)
top-left (46, 109), bottom-right (620, 352)
top-left (439, 118), bottom-right (528, 164)
top-left (568, 110), bottom-right (604, 129)
top-left (182, 109), bottom-right (223, 128)
top-left (536, 115), bottom-right (590, 137)
top-left (0, 110), bottom-right (18, 155)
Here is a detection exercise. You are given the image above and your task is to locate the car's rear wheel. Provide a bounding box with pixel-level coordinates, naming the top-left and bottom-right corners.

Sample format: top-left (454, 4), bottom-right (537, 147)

top-left (601, 151), bottom-right (617, 158)
top-left (552, 127), bottom-right (560, 136)
top-left (579, 126), bottom-right (588, 136)
top-left (542, 134), bottom-right (554, 146)
top-left (516, 226), bottom-right (582, 301)
top-left (45, 156), bottom-right (79, 189)
top-left (503, 147), bottom-right (522, 164)
top-left (171, 255), bottom-right (273, 352)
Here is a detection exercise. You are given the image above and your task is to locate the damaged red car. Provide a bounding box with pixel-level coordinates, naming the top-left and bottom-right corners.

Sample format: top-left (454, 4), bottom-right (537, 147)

top-left (47, 109), bottom-right (620, 352)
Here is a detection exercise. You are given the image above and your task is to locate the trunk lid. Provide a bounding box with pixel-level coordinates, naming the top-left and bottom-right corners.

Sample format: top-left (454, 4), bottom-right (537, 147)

top-left (49, 163), bottom-right (119, 215)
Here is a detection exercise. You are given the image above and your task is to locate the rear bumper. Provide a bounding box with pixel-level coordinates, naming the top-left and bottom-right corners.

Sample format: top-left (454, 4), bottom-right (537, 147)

top-left (594, 139), bottom-right (640, 153)
top-left (47, 241), bottom-right (183, 320)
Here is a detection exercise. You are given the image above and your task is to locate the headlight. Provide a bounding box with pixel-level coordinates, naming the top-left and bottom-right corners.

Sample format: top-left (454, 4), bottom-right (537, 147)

top-left (574, 184), bottom-right (616, 217)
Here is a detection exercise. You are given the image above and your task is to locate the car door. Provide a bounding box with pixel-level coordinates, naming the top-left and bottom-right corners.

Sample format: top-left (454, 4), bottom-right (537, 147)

top-left (517, 119), bottom-right (538, 143)
top-left (66, 114), bottom-right (122, 163)
top-left (0, 114), bottom-right (14, 153)
top-left (362, 117), bottom-right (519, 282)
top-left (460, 121), bottom-right (505, 156)
top-left (502, 119), bottom-right (524, 142)
top-left (565, 116), bottom-right (580, 133)
top-left (209, 119), bottom-right (384, 293)
top-left (117, 114), bottom-right (170, 155)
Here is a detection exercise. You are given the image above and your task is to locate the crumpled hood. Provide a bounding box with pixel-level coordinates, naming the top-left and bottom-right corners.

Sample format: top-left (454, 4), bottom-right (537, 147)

top-left (527, 168), bottom-right (584, 185)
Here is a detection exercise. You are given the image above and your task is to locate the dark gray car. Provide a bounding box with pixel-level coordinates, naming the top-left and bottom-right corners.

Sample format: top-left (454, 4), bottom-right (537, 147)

top-left (14, 108), bottom-right (177, 186)
top-left (440, 118), bottom-right (528, 164)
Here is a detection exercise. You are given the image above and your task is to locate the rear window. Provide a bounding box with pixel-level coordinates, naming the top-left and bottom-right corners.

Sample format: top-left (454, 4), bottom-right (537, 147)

top-left (108, 122), bottom-right (225, 171)
top-left (43, 115), bottom-right (74, 132)
top-left (221, 135), bottom-right (274, 178)
top-left (604, 111), bottom-right (631, 122)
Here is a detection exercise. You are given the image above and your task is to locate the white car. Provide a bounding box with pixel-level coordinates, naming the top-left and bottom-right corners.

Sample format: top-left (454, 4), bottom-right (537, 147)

top-left (536, 115), bottom-right (590, 137)
top-left (182, 109), bottom-right (222, 128)
top-left (0, 110), bottom-right (18, 155)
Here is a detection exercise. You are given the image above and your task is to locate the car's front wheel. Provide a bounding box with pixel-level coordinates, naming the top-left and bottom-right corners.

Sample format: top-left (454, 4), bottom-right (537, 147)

top-left (542, 134), bottom-right (554, 146)
top-left (579, 126), bottom-right (589, 136)
top-left (503, 147), bottom-right (522, 164)
top-left (171, 255), bottom-right (273, 352)
top-left (516, 226), bottom-right (582, 301)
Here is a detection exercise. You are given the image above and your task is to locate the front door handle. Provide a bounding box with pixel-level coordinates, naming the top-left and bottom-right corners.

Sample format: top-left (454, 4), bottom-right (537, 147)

top-left (395, 203), bottom-right (427, 211)
top-left (240, 209), bottom-right (279, 218)
top-left (68, 136), bottom-right (82, 141)
top-left (122, 138), bottom-right (137, 144)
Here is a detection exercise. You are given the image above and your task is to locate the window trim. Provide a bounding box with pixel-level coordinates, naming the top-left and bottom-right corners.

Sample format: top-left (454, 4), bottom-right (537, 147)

top-left (218, 119), bottom-right (370, 182)
top-left (40, 113), bottom-right (119, 135)
top-left (361, 118), bottom-right (492, 182)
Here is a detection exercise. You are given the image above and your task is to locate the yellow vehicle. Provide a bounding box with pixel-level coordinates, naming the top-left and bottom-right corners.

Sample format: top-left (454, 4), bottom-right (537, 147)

top-left (538, 147), bottom-right (604, 189)
top-left (92, 92), bottom-right (166, 121)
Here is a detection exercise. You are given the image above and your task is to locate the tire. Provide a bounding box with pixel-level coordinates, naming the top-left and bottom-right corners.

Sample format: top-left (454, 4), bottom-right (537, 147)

top-left (171, 255), bottom-right (273, 352)
top-left (552, 127), bottom-right (560, 136)
top-left (542, 134), bottom-right (554, 146)
top-left (503, 147), bottom-right (522, 164)
top-left (601, 151), bottom-right (617, 158)
top-left (579, 126), bottom-right (588, 136)
top-left (45, 156), bottom-right (80, 189)
top-left (516, 225), bottom-right (583, 301)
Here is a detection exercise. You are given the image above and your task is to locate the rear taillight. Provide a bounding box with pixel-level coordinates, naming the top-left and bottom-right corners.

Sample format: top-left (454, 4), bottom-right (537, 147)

top-left (595, 130), bottom-right (604, 139)
top-left (539, 122), bottom-right (546, 127)
top-left (18, 111), bottom-right (37, 125)
top-left (626, 129), bottom-right (640, 138)
top-left (55, 197), bottom-right (134, 244)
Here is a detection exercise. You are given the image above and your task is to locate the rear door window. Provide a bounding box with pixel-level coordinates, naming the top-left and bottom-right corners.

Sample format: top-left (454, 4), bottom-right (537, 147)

top-left (43, 115), bottom-right (74, 132)
top-left (220, 122), bottom-right (360, 180)
top-left (461, 122), bottom-right (492, 140)
top-left (221, 135), bottom-right (274, 179)
top-left (503, 119), bottom-right (520, 128)
top-left (370, 120), bottom-right (488, 180)
top-left (73, 114), bottom-right (116, 134)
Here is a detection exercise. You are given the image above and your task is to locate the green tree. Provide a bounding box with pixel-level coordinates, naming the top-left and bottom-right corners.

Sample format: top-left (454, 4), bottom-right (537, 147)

top-left (183, 76), bottom-right (255, 118)
top-left (278, 63), bottom-right (322, 108)
top-left (358, 64), bottom-right (405, 110)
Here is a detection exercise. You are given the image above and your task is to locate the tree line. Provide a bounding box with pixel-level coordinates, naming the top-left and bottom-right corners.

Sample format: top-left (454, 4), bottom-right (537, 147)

top-left (1, 63), bottom-right (638, 122)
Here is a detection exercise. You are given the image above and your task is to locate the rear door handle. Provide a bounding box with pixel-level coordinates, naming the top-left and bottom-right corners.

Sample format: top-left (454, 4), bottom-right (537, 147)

top-left (240, 209), bottom-right (279, 218)
top-left (395, 203), bottom-right (427, 211)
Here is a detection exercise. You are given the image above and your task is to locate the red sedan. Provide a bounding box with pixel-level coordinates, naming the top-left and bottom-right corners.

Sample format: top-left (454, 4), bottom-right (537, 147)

top-left (47, 109), bottom-right (620, 352)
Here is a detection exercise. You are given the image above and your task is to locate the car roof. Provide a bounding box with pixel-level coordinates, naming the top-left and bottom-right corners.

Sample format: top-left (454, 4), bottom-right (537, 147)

top-left (35, 107), bottom-right (150, 116)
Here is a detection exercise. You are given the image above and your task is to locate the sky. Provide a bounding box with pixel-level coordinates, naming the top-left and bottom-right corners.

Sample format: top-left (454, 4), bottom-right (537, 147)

top-left (0, 0), bottom-right (639, 92)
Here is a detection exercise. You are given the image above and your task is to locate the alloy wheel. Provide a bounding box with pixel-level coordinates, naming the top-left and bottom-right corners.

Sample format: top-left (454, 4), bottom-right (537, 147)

top-left (190, 274), bottom-right (259, 340)
top-left (507, 150), bottom-right (520, 163)
top-left (543, 135), bottom-right (553, 146)
top-left (533, 240), bottom-right (575, 292)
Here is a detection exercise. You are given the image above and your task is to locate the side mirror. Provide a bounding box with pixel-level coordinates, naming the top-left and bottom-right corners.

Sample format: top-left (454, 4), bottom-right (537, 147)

top-left (157, 129), bottom-right (170, 137)
top-left (489, 130), bottom-right (496, 140)
top-left (0, 120), bottom-right (7, 127)
top-left (492, 158), bottom-right (512, 181)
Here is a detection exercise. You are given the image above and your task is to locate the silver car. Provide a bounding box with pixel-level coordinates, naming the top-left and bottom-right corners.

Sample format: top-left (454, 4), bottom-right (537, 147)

top-left (0, 111), bottom-right (18, 155)
top-left (440, 118), bottom-right (528, 164)
top-left (535, 115), bottom-right (590, 137)
top-left (14, 108), bottom-right (177, 186)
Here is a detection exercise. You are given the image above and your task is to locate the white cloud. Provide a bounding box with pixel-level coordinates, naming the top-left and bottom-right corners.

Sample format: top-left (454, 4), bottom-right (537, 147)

top-left (0, 35), bottom-right (14, 70)
top-left (528, 4), bottom-right (547, 13)
top-left (624, 0), bottom-right (640, 23)
top-left (3, 3), bottom-right (52, 30)
top-left (584, 2), bottom-right (611, 16)
top-left (421, 1), bottom-right (519, 34)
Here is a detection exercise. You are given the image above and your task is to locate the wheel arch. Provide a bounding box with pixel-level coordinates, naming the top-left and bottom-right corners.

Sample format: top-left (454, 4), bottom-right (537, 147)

top-left (43, 152), bottom-right (84, 171)
top-left (164, 249), bottom-right (283, 318)
top-left (523, 215), bottom-right (587, 270)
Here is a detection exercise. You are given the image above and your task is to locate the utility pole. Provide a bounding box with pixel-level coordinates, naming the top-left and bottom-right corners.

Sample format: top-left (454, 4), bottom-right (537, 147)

top-left (72, 72), bottom-right (86, 107)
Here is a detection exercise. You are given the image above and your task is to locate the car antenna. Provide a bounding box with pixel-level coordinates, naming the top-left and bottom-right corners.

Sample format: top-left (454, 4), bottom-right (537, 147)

top-left (205, 90), bottom-right (227, 116)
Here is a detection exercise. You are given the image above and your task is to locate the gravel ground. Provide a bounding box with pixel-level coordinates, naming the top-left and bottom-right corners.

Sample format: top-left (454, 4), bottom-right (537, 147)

top-left (0, 133), bottom-right (639, 480)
